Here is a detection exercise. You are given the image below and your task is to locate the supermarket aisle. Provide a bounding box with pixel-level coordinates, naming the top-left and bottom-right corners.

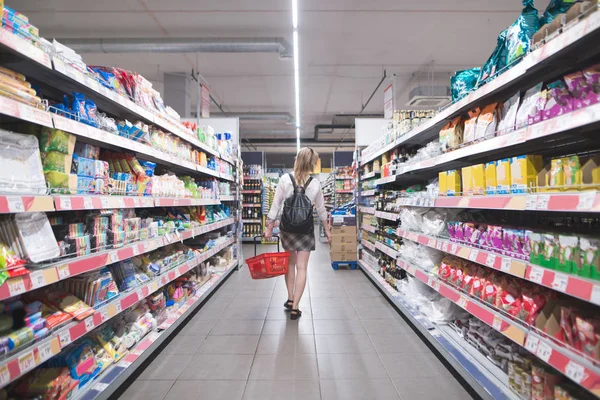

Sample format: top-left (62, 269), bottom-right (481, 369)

top-left (121, 240), bottom-right (473, 400)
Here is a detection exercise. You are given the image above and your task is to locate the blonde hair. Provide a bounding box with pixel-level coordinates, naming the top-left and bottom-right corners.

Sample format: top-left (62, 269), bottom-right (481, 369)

top-left (293, 147), bottom-right (319, 186)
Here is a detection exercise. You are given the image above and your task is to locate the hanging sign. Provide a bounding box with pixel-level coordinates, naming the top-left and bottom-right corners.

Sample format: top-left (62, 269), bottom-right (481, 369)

top-left (201, 84), bottom-right (210, 118)
top-left (383, 83), bottom-right (394, 119)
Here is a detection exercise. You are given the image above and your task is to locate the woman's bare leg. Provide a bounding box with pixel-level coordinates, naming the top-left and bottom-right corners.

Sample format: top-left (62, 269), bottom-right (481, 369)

top-left (285, 250), bottom-right (297, 301)
top-left (292, 250), bottom-right (311, 309)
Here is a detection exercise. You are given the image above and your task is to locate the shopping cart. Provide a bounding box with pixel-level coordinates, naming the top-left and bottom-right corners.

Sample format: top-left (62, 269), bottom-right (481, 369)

top-left (246, 236), bottom-right (290, 279)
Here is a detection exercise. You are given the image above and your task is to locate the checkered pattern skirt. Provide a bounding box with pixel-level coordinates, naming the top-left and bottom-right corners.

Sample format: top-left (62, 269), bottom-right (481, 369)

top-left (279, 230), bottom-right (315, 251)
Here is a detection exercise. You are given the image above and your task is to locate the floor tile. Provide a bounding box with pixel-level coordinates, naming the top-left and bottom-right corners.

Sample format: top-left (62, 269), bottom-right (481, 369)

top-left (163, 380), bottom-right (246, 400)
top-left (234, 289), bottom-right (274, 299)
top-left (392, 377), bottom-right (473, 400)
top-left (138, 353), bottom-right (193, 380)
top-left (220, 306), bottom-right (268, 320)
top-left (266, 306), bottom-right (313, 320)
top-left (349, 296), bottom-right (391, 308)
top-left (361, 318), bottom-right (412, 334)
top-left (197, 335), bottom-right (260, 355)
top-left (317, 353), bottom-right (388, 379)
top-left (178, 354), bottom-right (254, 380)
top-left (228, 297), bottom-right (272, 308)
top-left (380, 352), bottom-right (452, 378)
top-left (249, 354), bottom-right (319, 380)
top-left (178, 319), bottom-right (217, 336)
top-left (121, 380), bottom-right (175, 400)
top-left (354, 306), bottom-right (402, 319)
top-left (209, 319), bottom-right (265, 335)
top-left (320, 378), bottom-right (401, 400)
top-left (369, 333), bottom-right (430, 354)
top-left (313, 319), bottom-right (366, 335)
top-left (262, 319), bottom-right (314, 335)
top-left (315, 334), bottom-right (376, 354)
top-left (242, 380), bottom-right (321, 400)
top-left (310, 297), bottom-right (352, 307)
top-left (256, 334), bottom-right (316, 354)
top-left (161, 334), bottom-right (205, 355)
top-left (312, 305), bottom-right (358, 320)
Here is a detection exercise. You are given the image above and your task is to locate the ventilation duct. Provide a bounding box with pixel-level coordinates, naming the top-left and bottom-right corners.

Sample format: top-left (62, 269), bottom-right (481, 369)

top-left (55, 38), bottom-right (293, 58)
top-left (406, 85), bottom-right (451, 107)
top-left (209, 112), bottom-right (294, 123)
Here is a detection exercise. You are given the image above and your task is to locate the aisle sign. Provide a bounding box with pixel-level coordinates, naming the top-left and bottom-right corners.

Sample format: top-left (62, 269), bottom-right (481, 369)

top-left (201, 84), bottom-right (210, 118)
top-left (383, 83), bottom-right (394, 119)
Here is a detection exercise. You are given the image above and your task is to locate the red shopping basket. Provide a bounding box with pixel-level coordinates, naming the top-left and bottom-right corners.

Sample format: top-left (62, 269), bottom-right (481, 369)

top-left (246, 236), bottom-right (289, 279)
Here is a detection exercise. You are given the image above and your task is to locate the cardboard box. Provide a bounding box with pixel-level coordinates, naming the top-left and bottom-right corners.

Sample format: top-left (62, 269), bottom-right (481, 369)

top-left (331, 235), bottom-right (357, 245)
top-left (533, 24), bottom-right (548, 45)
top-left (332, 225), bottom-right (356, 235)
top-left (471, 164), bottom-right (486, 195)
top-left (547, 13), bottom-right (566, 36)
top-left (485, 161), bottom-right (497, 195)
top-left (438, 171), bottom-right (447, 197)
top-left (446, 170), bottom-right (461, 196)
top-left (330, 250), bottom-right (357, 262)
top-left (461, 166), bottom-right (473, 195)
top-left (496, 158), bottom-right (512, 194)
top-left (510, 155), bottom-right (542, 194)
top-left (331, 214), bottom-right (356, 227)
top-left (566, 1), bottom-right (598, 24)
top-left (331, 242), bottom-right (357, 253)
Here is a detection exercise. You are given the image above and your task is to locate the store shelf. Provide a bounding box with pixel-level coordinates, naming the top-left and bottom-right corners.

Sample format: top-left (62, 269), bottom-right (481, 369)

top-left (242, 219), bottom-right (261, 223)
top-left (396, 228), bottom-right (600, 306)
top-left (361, 10), bottom-right (600, 167)
top-left (0, 93), bottom-right (53, 128)
top-left (220, 195), bottom-right (235, 201)
top-left (395, 257), bottom-right (600, 397)
top-left (361, 224), bottom-right (377, 233)
top-left (0, 29), bottom-right (52, 69)
top-left (0, 238), bottom-right (236, 389)
top-left (360, 189), bottom-right (377, 197)
top-left (335, 189), bottom-right (354, 194)
top-left (76, 260), bottom-right (237, 400)
top-left (360, 171), bottom-right (380, 181)
top-left (153, 198), bottom-right (220, 207)
top-left (375, 100), bottom-right (600, 187)
top-left (360, 239), bottom-right (376, 252)
top-left (358, 259), bottom-right (517, 400)
top-left (374, 241), bottom-right (398, 258)
top-left (358, 206), bottom-right (375, 215)
top-left (241, 190), bottom-right (262, 194)
top-left (374, 210), bottom-right (400, 221)
top-left (0, 195), bottom-right (55, 213)
top-left (0, 217), bottom-right (236, 301)
top-left (242, 204), bottom-right (261, 207)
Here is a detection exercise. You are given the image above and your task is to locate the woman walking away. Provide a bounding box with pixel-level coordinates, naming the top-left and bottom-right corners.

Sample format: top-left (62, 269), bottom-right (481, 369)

top-left (264, 147), bottom-right (332, 320)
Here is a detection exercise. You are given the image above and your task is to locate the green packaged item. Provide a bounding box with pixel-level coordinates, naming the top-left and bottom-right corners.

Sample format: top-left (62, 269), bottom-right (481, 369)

top-left (39, 128), bottom-right (75, 155)
top-left (557, 235), bottom-right (579, 273)
top-left (7, 326), bottom-right (34, 350)
top-left (506, 0), bottom-right (540, 66)
top-left (528, 231), bottom-right (544, 266)
top-left (42, 151), bottom-right (71, 173)
top-left (451, 68), bottom-right (481, 103)
top-left (541, 233), bottom-right (558, 269)
top-left (540, 0), bottom-right (576, 25)
top-left (580, 237), bottom-right (600, 280)
top-left (44, 170), bottom-right (70, 189)
top-left (478, 29), bottom-right (509, 86)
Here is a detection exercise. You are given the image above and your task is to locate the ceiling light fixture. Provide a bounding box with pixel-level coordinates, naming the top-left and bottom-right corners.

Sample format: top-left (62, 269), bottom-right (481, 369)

top-left (292, 0), bottom-right (300, 153)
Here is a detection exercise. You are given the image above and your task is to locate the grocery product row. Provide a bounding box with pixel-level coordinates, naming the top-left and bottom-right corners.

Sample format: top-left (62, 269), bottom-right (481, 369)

top-left (362, 2), bottom-right (600, 166)
top-left (0, 7), bottom-right (237, 164)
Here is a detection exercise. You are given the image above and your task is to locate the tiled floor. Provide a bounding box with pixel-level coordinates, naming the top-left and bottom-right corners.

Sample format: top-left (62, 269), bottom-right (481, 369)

top-left (122, 239), bottom-right (474, 400)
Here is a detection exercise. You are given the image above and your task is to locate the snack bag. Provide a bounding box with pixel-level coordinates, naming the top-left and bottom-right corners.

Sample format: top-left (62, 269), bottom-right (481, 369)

top-left (451, 68), bottom-right (481, 103)
top-left (543, 81), bottom-right (574, 120)
top-left (463, 108), bottom-right (481, 144)
top-left (506, 0), bottom-right (540, 66)
top-left (475, 103), bottom-right (499, 140)
top-left (497, 93), bottom-right (520, 134)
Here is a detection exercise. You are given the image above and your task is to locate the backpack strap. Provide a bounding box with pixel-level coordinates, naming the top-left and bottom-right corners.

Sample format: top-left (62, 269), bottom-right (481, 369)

top-left (304, 177), bottom-right (313, 189)
top-left (288, 173), bottom-right (297, 190)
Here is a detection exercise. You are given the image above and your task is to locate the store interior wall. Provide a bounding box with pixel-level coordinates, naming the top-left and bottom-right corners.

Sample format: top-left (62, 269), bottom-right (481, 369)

top-left (16, 0), bottom-right (552, 153)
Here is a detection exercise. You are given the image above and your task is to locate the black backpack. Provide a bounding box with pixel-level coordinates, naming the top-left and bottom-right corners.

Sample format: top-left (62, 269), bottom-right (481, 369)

top-left (280, 174), bottom-right (314, 234)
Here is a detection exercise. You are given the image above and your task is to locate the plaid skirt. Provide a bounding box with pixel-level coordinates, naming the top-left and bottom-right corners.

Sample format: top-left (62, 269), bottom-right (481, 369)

top-left (279, 230), bottom-right (315, 251)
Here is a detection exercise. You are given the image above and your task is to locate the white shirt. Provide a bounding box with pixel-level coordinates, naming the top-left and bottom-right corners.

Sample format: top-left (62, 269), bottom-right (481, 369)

top-left (267, 174), bottom-right (328, 223)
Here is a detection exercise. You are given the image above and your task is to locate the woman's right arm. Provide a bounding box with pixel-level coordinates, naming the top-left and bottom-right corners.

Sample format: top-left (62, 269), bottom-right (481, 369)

top-left (264, 179), bottom-right (286, 237)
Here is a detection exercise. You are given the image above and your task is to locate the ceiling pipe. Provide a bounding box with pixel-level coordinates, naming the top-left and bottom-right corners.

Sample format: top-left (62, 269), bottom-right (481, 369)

top-left (211, 112), bottom-right (294, 123)
top-left (314, 124), bottom-right (354, 140)
top-left (55, 37), bottom-right (293, 58)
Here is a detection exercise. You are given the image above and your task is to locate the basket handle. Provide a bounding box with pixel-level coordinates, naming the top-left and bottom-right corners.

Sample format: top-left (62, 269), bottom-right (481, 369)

top-left (254, 235), bottom-right (280, 255)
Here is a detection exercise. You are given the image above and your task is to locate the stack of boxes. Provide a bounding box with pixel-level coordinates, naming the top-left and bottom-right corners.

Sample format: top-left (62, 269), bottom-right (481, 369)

top-left (330, 215), bottom-right (357, 263)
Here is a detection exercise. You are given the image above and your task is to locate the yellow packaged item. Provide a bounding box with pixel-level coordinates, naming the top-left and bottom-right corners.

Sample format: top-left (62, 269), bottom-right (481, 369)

top-left (461, 166), bottom-right (473, 196)
top-left (496, 158), bottom-right (512, 194)
top-left (563, 155), bottom-right (581, 189)
top-left (510, 155), bottom-right (542, 194)
top-left (381, 152), bottom-right (389, 166)
top-left (438, 171), bottom-right (447, 197)
top-left (471, 164), bottom-right (486, 195)
top-left (446, 170), bottom-right (461, 196)
top-left (550, 158), bottom-right (565, 190)
top-left (373, 159), bottom-right (381, 172)
top-left (485, 161), bottom-right (497, 195)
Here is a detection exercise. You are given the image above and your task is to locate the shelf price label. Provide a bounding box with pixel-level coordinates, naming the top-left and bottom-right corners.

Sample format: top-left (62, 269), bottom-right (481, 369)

top-left (529, 266), bottom-right (544, 284)
top-left (59, 197), bottom-right (72, 210)
top-left (450, 243), bottom-right (458, 254)
top-left (501, 258), bottom-right (512, 273)
top-left (536, 341), bottom-right (553, 363)
top-left (551, 273), bottom-right (569, 293)
top-left (469, 250), bottom-right (479, 262)
top-left (565, 360), bottom-right (585, 384)
top-left (7, 278), bottom-right (26, 296)
top-left (57, 264), bottom-right (70, 280)
top-left (591, 285), bottom-right (600, 306)
top-left (6, 196), bottom-right (24, 213)
top-left (577, 192), bottom-right (596, 211)
top-left (84, 316), bottom-right (95, 332)
top-left (442, 242), bottom-right (449, 253)
top-left (18, 352), bottom-right (35, 373)
top-left (536, 194), bottom-right (550, 210)
top-left (492, 315), bottom-right (502, 331)
top-left (0, 365), bottom-right (9, 386)
top-left (132, 245), bottom-right (140, 256)
top-left (83, 196), bottom-right (93, 210)
top-left (30, 271), bottom-right (47, 289)
top-left (109, 251), bottom-right (119, 264)
top-left (37, 341), bottom-right (53, 363)
top-left (525, 195), bottom-right (538, 210)
top-left (485, 254), bottom-right (496, 268)
top-left (524, 335), bottom-right (540, 353)
top-left (457, 296), bottom-right (468, 309)
top-left (101, 197), bottom-right (110, 209)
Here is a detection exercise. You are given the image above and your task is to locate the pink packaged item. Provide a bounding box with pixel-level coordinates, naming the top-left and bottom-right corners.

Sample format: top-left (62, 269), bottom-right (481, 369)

top-left (503, 228), bottom-right (517, 257)
top-left (528, 90), bottom-right (547, 126)
top-left (447, 222), bottom-right (457, 242)
top-left (543, 81), bottom-right (574, 120)
top-left (488, 225), bottom-right (504, 253)
top-left (583, 64), bottom-right (600, 105)
top-left (454, 222), bottom-right (465, 243)
top-left (463, 223), bottom-right (477, 245)
top-left (564, 71), bottom-right (595, 109)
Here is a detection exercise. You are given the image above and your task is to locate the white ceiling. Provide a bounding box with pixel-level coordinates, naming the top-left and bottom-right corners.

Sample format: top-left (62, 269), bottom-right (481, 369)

top-left (16, 0), bottom-right (551, 151)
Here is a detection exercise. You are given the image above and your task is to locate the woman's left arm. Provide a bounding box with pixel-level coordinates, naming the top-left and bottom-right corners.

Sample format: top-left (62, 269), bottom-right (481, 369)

top-left (314, 182), bottom-right (332, 243)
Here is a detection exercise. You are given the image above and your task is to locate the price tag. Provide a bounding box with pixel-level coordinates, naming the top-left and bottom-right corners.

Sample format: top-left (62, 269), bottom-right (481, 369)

top-left (536, 341), bottom-right (552, 362)
top-left (436, 241), bottom-right (443, 251)
top-left (433, 281), bottom-right (440, 291)
top-left (485, 253), bottom-right (496, 268)
top-left (551, 273), bottom-right (569, 293)
top-left (524, 335), bottom-right (540, 353)
top-left (101, 197), bottom-right (110, 209)
top-left (57, 264), bottom-right (70, 280)
top-left (577, 191), bottom-right (596, 211)
top-left (30, 270), bottom-right (47, 289)
top-left (83, 196), bottom-right (93, 210)
top-left (0, 365), bottom-right (9, 386)
top-left (84, 316), bottom-right (94, 331)
top-left (8, 278), bottom-right (26, 296)
top-left (442, 242), bottom-right (449, 253)
top-left (450, 243), bottom-right (458, 254)
top-left (469, 250), bottom-right (479, 261)
top-left (118, 198), bottom-right (126, 208)
top-left (143, 241), bottom-right (152, 253)
top-left (60, 197), bottom-right (72, 210)
top-left (492, 315), bottom-right (502, 331)
top-left (536, 194), bottom-right (550, 210)
top-left (6, 196), bottom-right (24, 213)
top-left (427, 277), bottom-right (433, 286)
top-left (38, 341), bottom-right (53, 363)
top-left (565, 360), bottom-right (585, 384)
top-left (529, 266), bottom-right (544, 284)
top-left (94, 382), bottom-right (110, 392)
top-left (500, 257), bottom-right (512, 272)
top-left (101, 309), bottom-right (109, 322)
top-left (115, 302), bottom-right (122, 314)
top-left (132, 245), bottom-right (140, 256)
top-left (18, 352), bottom-right (35, 373)
top-left (525, 195), bottom-right (538, 210)
top-left (427, 239), bottom-right (436, 248)
top-left (109, 251), bottom-right (119, 263)
top-left (457, 296), bottom-right (468, 309)
top-left (137, 289), bottom-right (144, 300)
top-left (591, 285), bottom-right (600, 306)
top-left (119, 360), bottom-right (133, 369)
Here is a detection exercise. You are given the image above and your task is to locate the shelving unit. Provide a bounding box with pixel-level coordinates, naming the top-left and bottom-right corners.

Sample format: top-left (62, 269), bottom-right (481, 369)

top-left (241, 165), bottom-right (264, 240)
top-left (355, 7), bottom-right (600, 400)
top-left (0, 16), bottom-right (242, 399)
